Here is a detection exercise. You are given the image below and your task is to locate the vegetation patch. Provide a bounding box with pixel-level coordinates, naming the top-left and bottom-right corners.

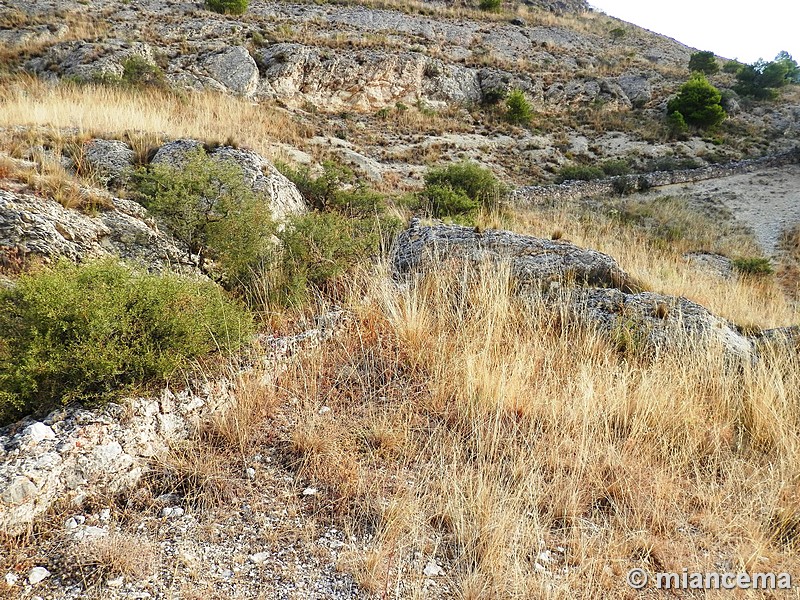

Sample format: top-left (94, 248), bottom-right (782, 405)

top-left (0, 260), bottom-right (253, 425)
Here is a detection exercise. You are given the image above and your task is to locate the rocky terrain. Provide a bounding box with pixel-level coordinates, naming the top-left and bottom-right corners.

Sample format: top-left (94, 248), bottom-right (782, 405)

top-left (2, 0), bottom-right (800, 598)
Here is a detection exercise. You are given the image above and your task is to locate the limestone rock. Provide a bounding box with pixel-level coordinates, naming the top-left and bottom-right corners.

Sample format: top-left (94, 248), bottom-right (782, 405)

top-left (0, 189), bottom-right (198, 273)
top-left (258, 43), bottom-right (481, 111)
top-left (83, 139), bottom-right (135, 187)
top-left (392, 219), bottom-right (630, 290)
top-left (565, 288), bottom-right (753, 358)
top-left (202, 46), bottom-right (260, 96)
top-left (617, 73), bottom-right (652, 108)
top-left (25, 40), bottom-right (155, 82)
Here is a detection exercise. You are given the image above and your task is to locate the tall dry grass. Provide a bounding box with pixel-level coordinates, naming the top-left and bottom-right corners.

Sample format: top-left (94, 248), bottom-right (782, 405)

top-left (0, 76), bottom-right (309, 161)
top-left (250, 259), bottom-right (800, 598)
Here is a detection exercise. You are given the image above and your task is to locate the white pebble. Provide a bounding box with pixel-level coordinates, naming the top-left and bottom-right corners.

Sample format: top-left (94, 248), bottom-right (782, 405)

top-left (27, 567), bottom-right (50, 585)
top-left (246, 467), bottom-right (256, 480)
top-left (5, 573), bottom-right (19, 586)
top-left (423, 560), bottom-right (444, 577)
top-left (249, 552), bottom-right (270, 564)
top-left (302, 487), bottom-right (318, 496)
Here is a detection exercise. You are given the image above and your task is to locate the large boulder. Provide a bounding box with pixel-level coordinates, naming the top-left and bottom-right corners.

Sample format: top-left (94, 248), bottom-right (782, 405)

top-left (393, 219), bottom-right (630, 290)
top-left (25, 40), bottom-right (155, 82)
top-left (566, 288), bottom-right (753, 358)
top-left (82, 139), bottom-right (135, 188)
top-left (0, 189), bottom-right (198, 273)
top-left (201, 46), bottom-right (260, 96)
top-left (150, 140), bottom-right (306, 220)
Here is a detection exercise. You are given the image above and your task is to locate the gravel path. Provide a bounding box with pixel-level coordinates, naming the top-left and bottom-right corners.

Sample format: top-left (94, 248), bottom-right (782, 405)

top-left (652, 164), bottom-right (800, 256)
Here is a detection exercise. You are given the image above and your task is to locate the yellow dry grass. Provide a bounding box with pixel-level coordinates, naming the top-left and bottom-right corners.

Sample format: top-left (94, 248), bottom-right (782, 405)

top-left (250, 256), bottom-right (800, 598)
top-left (0, 76), bottom-right (309, 161)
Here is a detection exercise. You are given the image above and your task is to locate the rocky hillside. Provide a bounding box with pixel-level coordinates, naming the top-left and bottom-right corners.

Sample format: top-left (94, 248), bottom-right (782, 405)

top-left (3, 0), bottom-right (799, 187)
top-left (2, 0), bottom-right (800, 598)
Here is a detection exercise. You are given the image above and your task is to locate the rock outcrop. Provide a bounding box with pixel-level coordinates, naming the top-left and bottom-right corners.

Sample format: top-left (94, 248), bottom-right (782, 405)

top-left (393, 218), bottom-right (630, 290)
top-left (82, 139), bottom-right (135, 187)
top-left (0, 383), bottom-right (232, 536)
top-left (258, 44), bottom-right (482, 111)
top-left (392, 220), bottom-right (754, 358)
top-left (202, 46), bottom-right (260, 96)
top-left (0, 189), bottom-right (198, 273)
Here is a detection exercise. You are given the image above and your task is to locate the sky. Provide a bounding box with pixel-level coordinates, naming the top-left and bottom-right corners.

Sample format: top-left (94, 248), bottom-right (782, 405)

top-left (588, 1), bottom-right (800, 65)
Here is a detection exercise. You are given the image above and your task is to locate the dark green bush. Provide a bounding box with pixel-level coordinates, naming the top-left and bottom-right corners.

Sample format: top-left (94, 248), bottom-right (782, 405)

top-left (504, 89), bottom-right (532, 125)
top-left (131, 148), bottom-right (275, 287)
top-left (667, 73), bottom-right (726, 129)
top-left (121, 56), bottom-right (167, 89)
top-left (734, 53), bottom-right (799, 100)
top-left (482, 87), bottom-right (507, 105)
top-left (599, 159), bottom-right (631, 177)
top-left (422, 162), bottom-right (506, 218)
top-left (733, 256), bottom-right (774, 276)
top-left (666, 110), bottom-right (689, 138)
top-left (723, 60), bottom-right (744, 74)
top-left (0, 260), bottom-right (253, 425)
top-left (270, 211), bottom-right (401, 305)
top-left (478, 0), bottom-right (501, 11)
top-left (556, 164), bottom-right (604, 183)
top-left (688, 51), bottom-right (719, 75)
top-left (276, 160), bottom-right (354, 212)
top-left (419, 184), bottom-right (478, 218)
top-left (206, 0), bottom-right (247, 15)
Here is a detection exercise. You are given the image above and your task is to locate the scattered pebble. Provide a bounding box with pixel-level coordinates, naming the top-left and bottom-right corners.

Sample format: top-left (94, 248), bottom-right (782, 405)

top-left (27, 567), bottom-right (50, 585)
top-left (302, 487), bottom-right (318, 496)
top-left (5, 572), bottom-right (19, 586)
top-left (246, 467), bottom-right (256, 480)
top-left (423, 560), bottom-right (444, 577)
top-left (249, 552), bottom-right (270, 564)
top-left (162, 506), bottom-right (185, 518)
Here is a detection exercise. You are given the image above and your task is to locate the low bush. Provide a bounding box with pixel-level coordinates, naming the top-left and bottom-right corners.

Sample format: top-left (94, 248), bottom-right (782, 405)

top-left (688, 51), bottom-right (719, 75)
top-left (121, 56), bottom-right (167, 90)
top-left (206, 0), bottom-right (248, 15)
top-left (267, 211), bottom-right (401, 306)
top-left (556, 164), bottom-right (604, 183)
top-left (0, 260), bottom-right (253, 425)
top-left (421, 161), bottom-right (506, 218)
top-left (733, 256), bottom-right (774, 276)
top-left (478, 0), bottom-right (501, 11)
top-left (130, 148), bottom-right (275, 288)
top-left (599, 159), bottom-right (631, 177)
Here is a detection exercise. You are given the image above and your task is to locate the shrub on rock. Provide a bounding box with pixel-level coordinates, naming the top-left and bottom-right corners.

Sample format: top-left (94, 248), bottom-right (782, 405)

top-left (0, 260), bottom-right (253, 425)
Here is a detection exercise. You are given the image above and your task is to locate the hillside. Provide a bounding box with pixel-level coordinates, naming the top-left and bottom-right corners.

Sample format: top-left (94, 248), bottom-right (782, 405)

top-left (1, 0), bottom-right (800, 598)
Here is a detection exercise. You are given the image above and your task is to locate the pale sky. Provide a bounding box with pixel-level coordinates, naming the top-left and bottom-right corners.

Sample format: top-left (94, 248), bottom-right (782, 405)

top-left (589, 1), bottom-right (800, 65)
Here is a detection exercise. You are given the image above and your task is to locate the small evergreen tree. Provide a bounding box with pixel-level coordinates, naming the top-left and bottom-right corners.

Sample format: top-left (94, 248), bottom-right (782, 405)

top-left (688, 51), bottom-right (719, 75)
top-left (667, 74), bottom-right (726, 129)
top-left (505, 89), bottom-right (532, 126)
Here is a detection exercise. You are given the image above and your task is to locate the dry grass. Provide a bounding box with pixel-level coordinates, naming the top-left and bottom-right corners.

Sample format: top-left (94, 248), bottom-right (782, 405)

top-left (66, 532), bottom-right (158, 585)
top-left (498, 201), bottom-right (798, 330)
top-left (0, 76), bottom-right (311, 161)
top-left (247, 256), bottom-right (800, 598)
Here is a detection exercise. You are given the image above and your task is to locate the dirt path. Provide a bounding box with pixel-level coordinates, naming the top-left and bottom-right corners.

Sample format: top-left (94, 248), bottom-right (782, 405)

top-left (651, 164), bottom-right (800, 257)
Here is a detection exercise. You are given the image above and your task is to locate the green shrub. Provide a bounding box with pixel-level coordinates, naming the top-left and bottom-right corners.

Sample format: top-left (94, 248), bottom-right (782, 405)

top-left (733, 256), bottom-right (774, 276)
top-left (0, 260), bottom-right (253, 425)
top-left (121, 56), bottom-right (167, 89)
top-left (599, 159), bottom-right (631, 177)
top-left (276, 160), bottom-right (354, 212)
top-left (420, 184), bottom-right (478, 218)
top-left (666, 110), bottom-right (689, 138)
top-left (688, 51), bottom-right (719, 75)
top-left (478, 0), bottom-right (501, 11)
top-left (723, 60), bottom-right (744, 74)
top-left (270, 212), bottom-right (401, 305)
top-left (482, 87), bottom-right (507, 105)
top-left (130, 148), bottom-right (274, 287)
top-left (206, 0), bottom-right (247, 14)
top-left (734, 53), bottom-right (799, 100)
top-left (556, 164), bottom-right (604, 183)
top-left (667, 73), bottom-right (726, 129)
top-left (504, 89), bottom-right (532, 125)
top-left (422, 162), bottom-right (506, 217)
